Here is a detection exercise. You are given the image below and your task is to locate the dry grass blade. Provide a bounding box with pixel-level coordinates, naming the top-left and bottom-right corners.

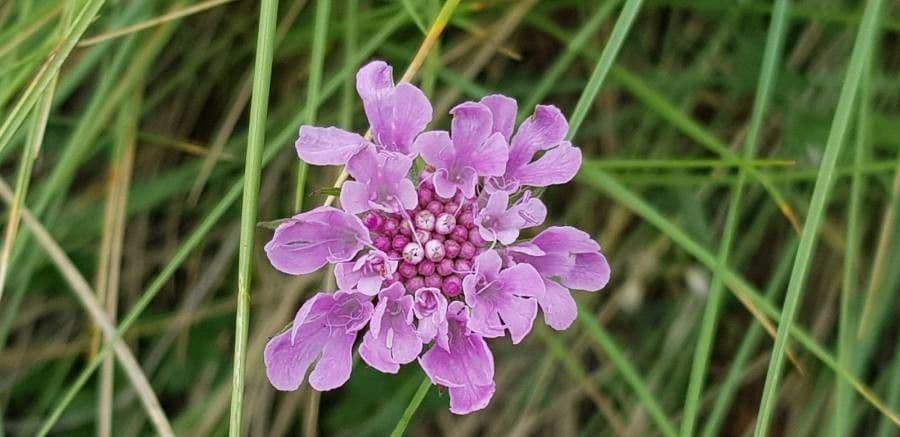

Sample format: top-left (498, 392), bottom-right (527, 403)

top-left (0, 178), bottom-right (174, 437)
top-left (77, 0), bottom-right (238, 47)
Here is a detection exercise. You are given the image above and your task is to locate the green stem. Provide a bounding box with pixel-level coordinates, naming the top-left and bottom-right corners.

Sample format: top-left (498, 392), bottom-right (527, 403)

top-left (389, 376), bottom-right (432, 437)
top-left (229, 0), bottom-right (279, 435)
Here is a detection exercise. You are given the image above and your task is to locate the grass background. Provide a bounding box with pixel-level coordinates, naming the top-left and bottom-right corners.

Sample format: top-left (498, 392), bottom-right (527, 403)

top-left (1, 0), bottom-right (899, 435)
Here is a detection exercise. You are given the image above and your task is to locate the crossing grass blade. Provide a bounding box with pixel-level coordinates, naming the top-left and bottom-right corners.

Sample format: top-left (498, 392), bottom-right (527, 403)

top-left (753, 0), bottom-right (885, 434)
top-left (679, 1), bottom-right (791, 435)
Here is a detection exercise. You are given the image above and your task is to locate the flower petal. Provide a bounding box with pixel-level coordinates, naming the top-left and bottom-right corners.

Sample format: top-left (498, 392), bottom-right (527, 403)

top-left (339, 181), bottom-right (371, 215)
top-left (264, 207), bottom-right (369, 275)
top-left (295, 126), bottom-right (367, 166)
top-left (263, 328), bottom-right (325, 391)
top-left (415, 130), bottom-right (454, 169)
top-left (507, 105), bottom-right (569, 172)
top-left (512, 142), bottom-right (582, 187)
top-left (308, 331), bottom-right (356, 391)
top-left (448, 383), bottom-right (495, 415)
top-left (563, 252), bottom-right (611, 291)
top-left (537, 279), bottom-right (577, 330)
top-left (470, 132), bottom-right (508, 177)
top-left (449, 102), bottom-right (493, 158)
top-left (480, 94), bottom-right (517, 141)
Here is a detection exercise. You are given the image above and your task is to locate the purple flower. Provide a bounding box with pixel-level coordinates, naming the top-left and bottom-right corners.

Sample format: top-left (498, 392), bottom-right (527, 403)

top-left (265, 207), bottom-right (370, 275)
top-left (340, 147), bottom-right (418, 214)
top-left (359, 283), bottom-right (423, 373)
top-left (295, 60), bottom-right (432, 165)
top-left (414, 102), bottom-right (508, 199)
top-left (264, 291), bottom-right (373, 391)
top-left (508, 226), bottom-right (610, 330)
top-left (265, 72), bottom-right (611, 415)
top-left (419, 301), bottom-right (495, 415)
top-left (475, 190), bottom-right (547, 245)
top-left (412, 287), bottom-right (449, 350)
top-left (462, 250), bottom-right (543, 343)
top-left (334, 249), bottom-right (398, 296)
top-left (482, 98), bottom-right (582, 193)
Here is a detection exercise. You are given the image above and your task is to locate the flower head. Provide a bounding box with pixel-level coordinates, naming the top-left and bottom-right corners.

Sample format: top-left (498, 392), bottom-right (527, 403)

top-left (265, 72), bottom-right (609, 415)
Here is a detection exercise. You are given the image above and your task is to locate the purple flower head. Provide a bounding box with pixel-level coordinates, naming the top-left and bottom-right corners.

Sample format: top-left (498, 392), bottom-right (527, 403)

top-left (481, 97), bottom-right (582, 193)
top-left (359, 283), bottom-right (423, 373)
top-left (265, 207), bottom-right (370, 275)
top-left (462, 250), bottom-right (543, 343)
top-left (266, 73), bottom-right (610, 415)
top-left (264, 291), bottom-right (373, 391)
top-left (475, 190), bottom-right (547, 245)
top-left (419, 301), bottom-right (495, 415)
top-left (414, 102), bottom-right (509, 199)
top-left (507, 226), bottom-right (610, 330)
top-left (340, 147), bottom-right (418, 214)
top-left (295, 60), bottom-right (432, 165)
top-left (412, 287), bottom-right (449, 350)
top-left (334, 249), bottom-right (398, 296)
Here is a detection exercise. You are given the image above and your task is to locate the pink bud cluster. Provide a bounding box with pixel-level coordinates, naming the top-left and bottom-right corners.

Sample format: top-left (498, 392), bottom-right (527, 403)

top-left (362, 179), bottom-right (487, 298)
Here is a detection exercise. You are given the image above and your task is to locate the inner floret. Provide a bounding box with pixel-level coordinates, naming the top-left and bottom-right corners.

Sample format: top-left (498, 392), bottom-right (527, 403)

top-left (361, 179), bottom-right (486, 298)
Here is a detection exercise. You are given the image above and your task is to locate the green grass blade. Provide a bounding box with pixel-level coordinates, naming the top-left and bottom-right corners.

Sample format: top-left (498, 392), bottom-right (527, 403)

top-left (679, 1), bottom-right (790, 435)
top-left (0, 0), bottom-right (105, 156)
top-left (753, 0), bottom-right (884, 434)
top-left (578, 307), bottom-right (678, 437)
top-left (229, 0), bottom-right (279, 435)
top-left (567, 0), bottom-right (644, 139)
top-left (835, 21), bottom-right (873, 437)
top-left (577, 167), bottom-right (900, 427)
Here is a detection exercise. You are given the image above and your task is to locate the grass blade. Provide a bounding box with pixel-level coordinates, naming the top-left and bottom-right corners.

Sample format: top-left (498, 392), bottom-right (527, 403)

top-left (679, 1), bottom-right (791, 435)
top-left (229, 0), bottom-right (280, 435)
top-left (566, 0), bottom-right (644, 138)
top-left (0, 0), bottom-right (106, 156)
top-left (578, 307), bottom-right (678, 437)
top-left (294, 0), bottom-right (331, 212)
top-left (753, 0), bottom-right (884, 434)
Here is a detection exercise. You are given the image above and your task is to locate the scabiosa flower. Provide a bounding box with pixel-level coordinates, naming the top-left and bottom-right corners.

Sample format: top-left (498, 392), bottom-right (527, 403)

top-left (263, 62), bottom-right (609, 415)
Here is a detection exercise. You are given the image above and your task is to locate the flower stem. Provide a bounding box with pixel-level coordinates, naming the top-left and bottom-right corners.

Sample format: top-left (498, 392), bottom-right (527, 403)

top-left (229, 0), bottom-right (279, 435)
top-left (390, 376), bottom-right (432, 437)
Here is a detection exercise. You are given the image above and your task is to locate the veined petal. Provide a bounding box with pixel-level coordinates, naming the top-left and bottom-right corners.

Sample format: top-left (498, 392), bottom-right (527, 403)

top-left (264, 207), bottom-right (369, 275)
top-left (537, 279), bottom-right (577, 330)
top-left (295, 126), bottom-right (367, 166)
top-left (512, 142), bottom-right (582, 187)
top-left (507, 105), bottom-right (568, 172)
top-left (480, 94), bottom-right (517, 141)
top-left (449, 102), bottom-right (493, 158)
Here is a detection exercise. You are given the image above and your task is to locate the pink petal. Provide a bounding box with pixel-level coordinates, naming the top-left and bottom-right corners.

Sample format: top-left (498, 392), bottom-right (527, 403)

top-left (480, 94), bottom-right (517, 141)
top-left (507, 105), bottom-right (569, 172)
top-left (414, 130), bottom-right (454, 169)
top-left (339, 180), bottom-right (371, 215)
top-left (449, 102), bottom-right (493, 157)
top-left (512, 142), bottom-right (582, 187)
top-left (307, 331), bottom-right (356, 391)
top-left (563, 252), bottom-right (611, 291)
top-left (448, 383), bottom-right (495, 415)
top-left (295, 126), bottom-right (367, 166)
top-left (537, 280), bottom-right (577, 330)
